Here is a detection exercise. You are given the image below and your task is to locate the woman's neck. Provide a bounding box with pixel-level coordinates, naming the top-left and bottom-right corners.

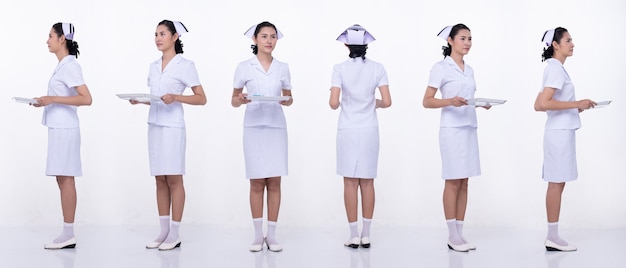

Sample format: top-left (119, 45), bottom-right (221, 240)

top-left (55, 50), bottom-right (69, 62)
top-left (162, 49), bottom-right (177, 62)
top-left (256, 52), bottom-right (273, 72)
top-left (161, 49), bottom-right (177, 70)
top-left (449, 52), bottom-right (464, 70)
top-left (256, 51), bottom-right (273, 64)
top-left (553, 54), bottom-right (567, 64)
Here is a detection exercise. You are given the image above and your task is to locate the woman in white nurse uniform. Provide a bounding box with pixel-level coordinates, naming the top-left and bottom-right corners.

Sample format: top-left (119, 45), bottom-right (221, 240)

top-left (232, 21), bottom-right (293, 252)
top-left (534, 27), bottom-right (595, 252)
top-left (329, 24), bottom-right (391, 249)
top-left (34, 22), bottom-right (92, 249)
top-left (131, 20), bottom-right (206, 251)
top-left (423, 24), bottom-right (489, 252)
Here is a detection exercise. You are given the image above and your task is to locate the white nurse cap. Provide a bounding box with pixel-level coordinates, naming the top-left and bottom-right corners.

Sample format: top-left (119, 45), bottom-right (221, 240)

top-left (62, 23), bottom-right (75, 40)
top-left (172, 21), bottom-right (188, 37)
top-left (541, 28), bottom-right (556, 46)
top-left (437, 25), bottom-right (453, 41)
top-left (336, 24), bottom-right (375, 45)
top-left (244, 23), bottom-right (284, 39)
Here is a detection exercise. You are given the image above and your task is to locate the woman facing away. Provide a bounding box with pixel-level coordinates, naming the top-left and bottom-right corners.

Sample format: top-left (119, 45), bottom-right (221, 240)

top-left (130, 20), bottom-right (206, 251)
top-left (231, 21), bottom-right (293, 252)
top-left (329, 24), bottom-right (391, 249)
top-left (423, 23), bottom-right (491, 252)
top-left (534, 27), bottom-right (595, 252)
top-left (35, 22), bottom-right (92, 249)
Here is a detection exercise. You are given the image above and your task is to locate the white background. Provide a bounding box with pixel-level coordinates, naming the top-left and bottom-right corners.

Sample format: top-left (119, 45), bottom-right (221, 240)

top-left (0, 0), bottom-right (624, 230)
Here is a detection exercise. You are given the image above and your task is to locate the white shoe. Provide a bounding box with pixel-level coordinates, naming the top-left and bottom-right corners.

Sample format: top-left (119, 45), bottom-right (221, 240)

top-left (447, 240), bottom-right (470, 252)
top-left (265, 238), bottom-right (283, 252)
top-left (466, 242), bottom-right (476, 250)
top-left (158, 238), bottom-right (181, 251)
top-left (249, 243), bottom-right (263, 252)
top-left (146, 241), bottom-right (162, 249)
top-left (44, 237), bottom-right (77, 250)
top-left (360, 237), bottom-right (371, 248)
top-left (344, 237), bottom-right (360, 249)
top-left (545, 239), bottom-right (577, 252)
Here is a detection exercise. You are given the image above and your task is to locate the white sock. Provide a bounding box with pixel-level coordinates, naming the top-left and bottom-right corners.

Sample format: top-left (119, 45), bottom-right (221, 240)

top-left (456, 220), bottom-right (468, 243)
top-left (163, 221), bottom-right (180, 243)
top-left (361, 218), bottom-right (372, 238)
top-left (153, 215), bottom-right (170, 242)
top-left (547, 222), bottom-right (569, 246)
top-left (252, 218), bottom-right (263, 245)
top-left (53, 222), bottom-right (74, 243)
top-left (349, 221), bottom-right (359, 238)
top-left (265, 221), bottom-right (279, 245)
top-left (446, 219), bottom-right (464, 245)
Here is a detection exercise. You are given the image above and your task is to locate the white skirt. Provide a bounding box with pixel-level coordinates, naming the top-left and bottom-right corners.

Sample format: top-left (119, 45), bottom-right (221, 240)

top-left (243, 127), bottom-right (288, 179)
top-left (439, 127), bottom-right (481, 180)
top-left (148, 124), bottom-right (186, 176)
top-left (543, 129), bottom-right (577, 182)
top-left (46, 128), bottom-right (82, 177)
top-left (336, 127), bottom-right (379, 178)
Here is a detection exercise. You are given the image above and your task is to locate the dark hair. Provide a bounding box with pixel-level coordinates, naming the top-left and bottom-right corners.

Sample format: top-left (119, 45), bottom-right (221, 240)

top-left (52, 23), bottom-right (80, 58)
top-left (541, 27), bottom-right (568, 62)
top-left (158, 20), bottom-right (184, 54)
top-left (250, 21), bottom-right (278, 55)
top-left (441, 23), bottom-right (470, 57)
top-left (347, 45), bottom-right (368, 60)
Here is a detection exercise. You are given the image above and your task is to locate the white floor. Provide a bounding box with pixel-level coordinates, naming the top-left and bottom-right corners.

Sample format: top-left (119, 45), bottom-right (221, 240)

top-left (0, 225), bottom-right (623, 268)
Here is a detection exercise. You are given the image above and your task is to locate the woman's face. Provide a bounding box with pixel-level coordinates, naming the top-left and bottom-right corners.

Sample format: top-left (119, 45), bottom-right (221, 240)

top-left (155, 25), bottom-right (177, 52)
top-left (449, 29), bottom-right (472, 56)
top-left (46, 28), bottom-right (64, 53)
top-left (254, 26), bottom-right (278, 55)
top-left (554, 31), bottom-right (574, 58)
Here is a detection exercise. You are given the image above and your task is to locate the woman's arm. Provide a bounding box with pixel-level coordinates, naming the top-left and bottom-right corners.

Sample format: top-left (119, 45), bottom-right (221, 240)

top-left (534, 87), bottom-right (595, 111)
top-left (161, 85), bottom-right (207, 105)
top-left (232, 88), bottom-right (250, 107)
top-left (376, 85), bottom-right (391, 108)
top-left (280, 89), bottom-right (293, 106)
top-left (422, 86), bottom-right (467, 109)
top-left (329, 87), bottom-right (340, 110)
top-left (35, 84), bottom-right (92, 107)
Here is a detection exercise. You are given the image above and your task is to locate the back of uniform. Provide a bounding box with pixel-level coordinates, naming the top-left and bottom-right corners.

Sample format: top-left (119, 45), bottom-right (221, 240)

top-left (331, 58), bottom-right (388, 178)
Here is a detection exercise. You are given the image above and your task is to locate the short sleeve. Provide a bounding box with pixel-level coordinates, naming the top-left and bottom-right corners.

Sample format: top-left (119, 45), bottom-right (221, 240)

top-left (427, 63), bottom-right (443, 89)
top-left (233, 63), bottom-right (247, 89)
top-left (181, 62), bottom-right (201, 87)
top-left (63, 62), bottom-right (85, 88)
top-left (331, 65), bottom-right (342, 88)
top-left (377, 64), bottom-right (389, 87)
top-left (543, 64), bottom-right (565, 90)
top-left (281, 63), bottom-right (292, 90)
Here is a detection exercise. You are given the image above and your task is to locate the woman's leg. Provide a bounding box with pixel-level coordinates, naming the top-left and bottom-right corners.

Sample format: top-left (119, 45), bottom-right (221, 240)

top-left (266, 177), bottom-right (281, 246)
top-left (546, 182), bottom-right (565, 222)
top-left (166, 175), bottom-right (185, 222)
top-left (162, 175), bottom-right (184, 243)
top-left (54, 176), bottom-right (76, 243)
top-left (150, 176), bottom-right (171, 245)
top-left (266, 177), bottom-right (281, 222)
top-left (359, 179), bottom-right (375, 238)
top-left (250, 179), bottom-right (267, 245)
top-left (546, 182), bottom-right (569, 245)
top-left (455, 179), bottom-right (469, 243)
top-left (454, 179), bottom-right (468, 220)
top-left (443, 179), bottom-right (464, 245)
top-left (57, 176), bottom-right (76, 224)
top-left (344, 177), bottom-right (360, 239)
top-left (155, 176), bottom-right (171, 216)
